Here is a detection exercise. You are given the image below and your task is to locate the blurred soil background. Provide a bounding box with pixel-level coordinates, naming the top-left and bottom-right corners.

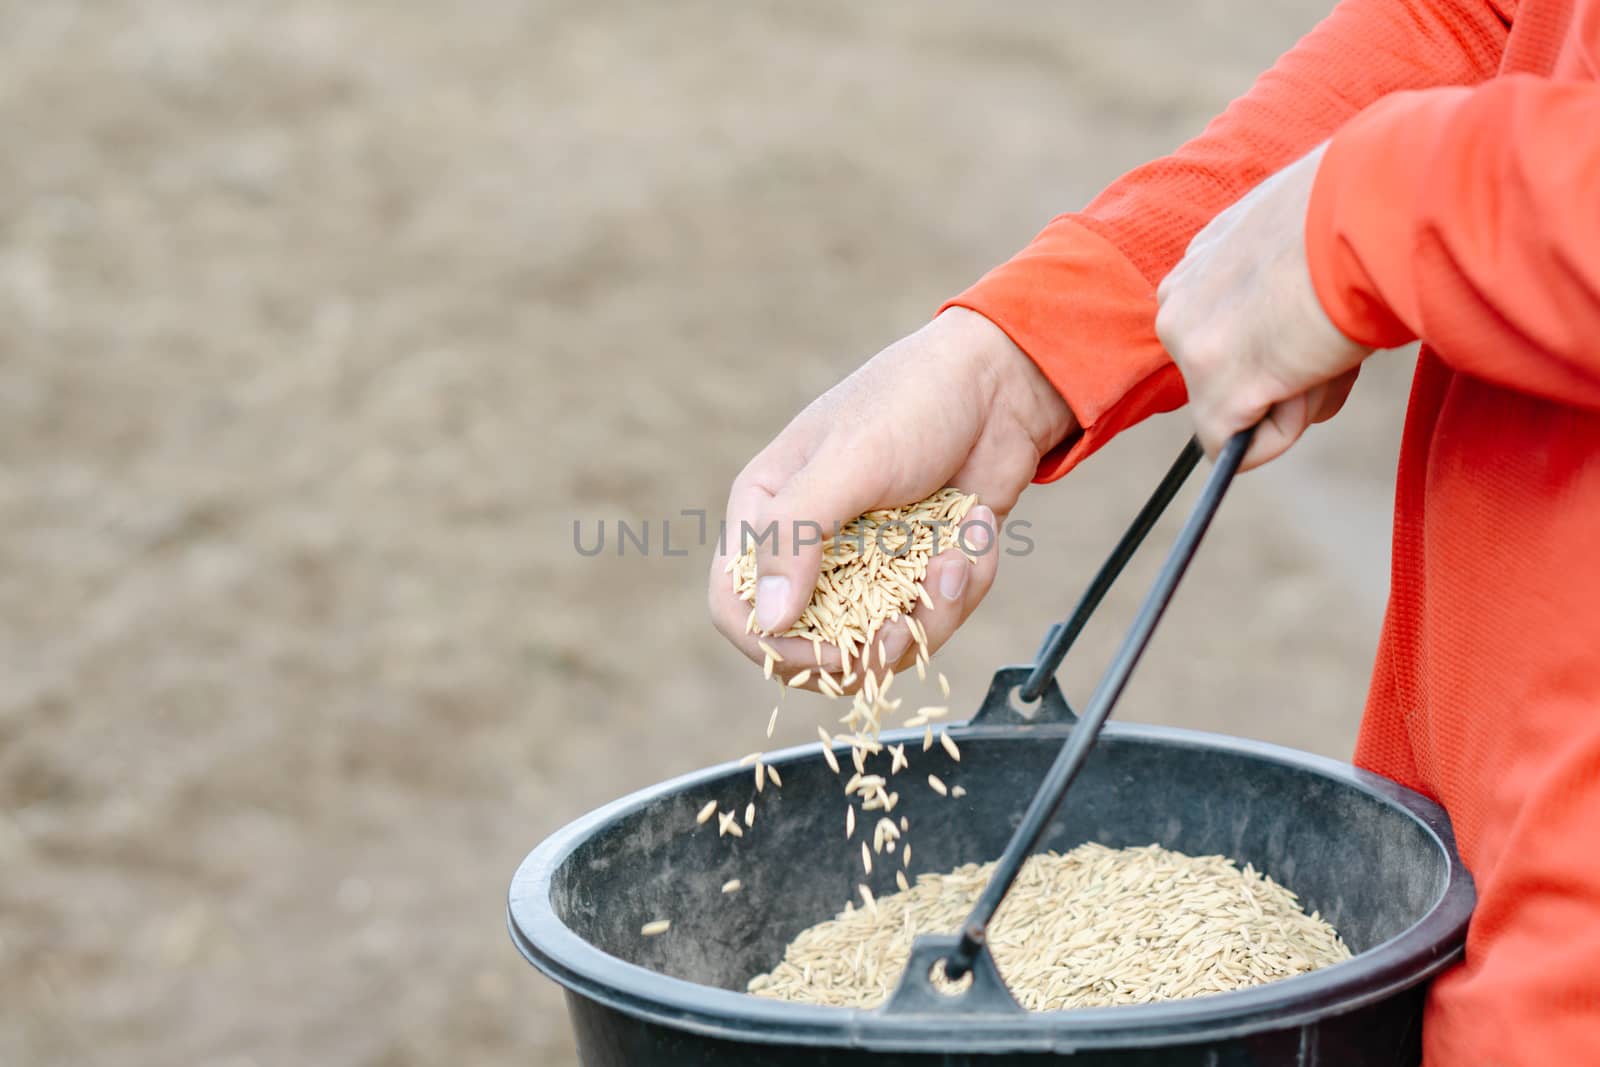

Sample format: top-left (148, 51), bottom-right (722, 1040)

top-left (0, 1), bottom-right (1415, 1064)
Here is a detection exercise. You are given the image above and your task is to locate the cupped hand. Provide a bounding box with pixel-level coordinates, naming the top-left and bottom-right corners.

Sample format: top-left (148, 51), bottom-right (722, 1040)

top-left (708, 307), bottom-right (1075, 684)
top-left (1155, 143), bottom-right (1372, 470)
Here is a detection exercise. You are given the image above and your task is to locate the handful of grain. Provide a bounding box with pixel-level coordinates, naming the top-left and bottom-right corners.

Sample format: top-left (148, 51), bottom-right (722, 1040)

top-left (747, 843), bottom-right (1350, 1011)
top-left (729, 488), bottom-right (978, 665)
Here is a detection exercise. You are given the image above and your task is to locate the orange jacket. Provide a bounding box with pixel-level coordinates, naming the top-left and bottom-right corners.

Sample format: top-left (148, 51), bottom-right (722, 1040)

top-left (945, 1), bottom-right (1600, 1061)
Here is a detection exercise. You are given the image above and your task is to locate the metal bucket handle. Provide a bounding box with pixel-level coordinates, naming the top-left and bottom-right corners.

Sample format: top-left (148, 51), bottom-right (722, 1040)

top-left (883, 428), bottom-right (1255, 1015)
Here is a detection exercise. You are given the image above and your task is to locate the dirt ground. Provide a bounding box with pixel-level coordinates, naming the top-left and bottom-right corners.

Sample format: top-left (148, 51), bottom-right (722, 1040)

top-left (0, 2), bottom-right (1419, 1064)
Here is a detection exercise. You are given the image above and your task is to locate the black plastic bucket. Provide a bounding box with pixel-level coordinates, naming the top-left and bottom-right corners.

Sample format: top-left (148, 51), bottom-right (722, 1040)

top-left (509, 666), bottom-right (1475, 1066)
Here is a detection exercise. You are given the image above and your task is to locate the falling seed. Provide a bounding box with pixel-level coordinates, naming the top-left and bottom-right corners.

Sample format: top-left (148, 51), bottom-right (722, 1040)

top-left (745, 802), bottom-right (756, 827)
top-left (722, 879), bottom-right (742, 894)
top-left (915, 660), bottom-right (926, 681)
top-left (940, 731), bottom-right (961, 762)
top-left (821, 745), bottom-right (841, 775)
top-left (916, 584), bottom-right (935, 610)
top-left (763, 654), bottom-right (774, 680)
top-left (788, 669), bottom-right (812, 688)
top-left (927, 774), bottom-right (949, 796)
top-left (951, 785), bottom-right (967, 798)
top-left (767, 706), bottom-right (780, 737)
top-left (718, 811), bottom-right (737, 837)
top-left (896, 871), bottom-right (910, 892)
top-left (888, 743), bottom-right (908, 775)
top-left (900, 816), bottom-right (908, 832)
top-left (755, 762), bottom-right (766, 792)
top-left (846, 805), bottom-right (856, 839)
top-left (740, 752), bottom-right (762, 767)
top-left (923, 726), bottom-right (934, 752)
top-left (939, 673), bottom-right (950, 699)
top-left (696, 800), bottom-right (718, 824)
top-left (758, 640), bottom-right (784, 663)
top-left (768, 765), bottom-right (783, 788)
top-left (858, 884), bottom-right (877, 914)
top-left (641, 920), bottom-right (671, 936)
top-left (902, 842), bottom-right (911, 866)
top-left (861, 842), bottom-right (872, 875)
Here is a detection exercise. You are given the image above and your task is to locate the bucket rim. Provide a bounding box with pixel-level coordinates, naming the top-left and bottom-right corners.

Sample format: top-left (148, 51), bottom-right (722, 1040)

top-left (508, 720), bottom-right (1474, 1053)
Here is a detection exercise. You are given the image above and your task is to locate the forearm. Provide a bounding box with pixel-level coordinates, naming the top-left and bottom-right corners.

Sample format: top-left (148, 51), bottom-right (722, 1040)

top-left (1309, 76), bottom-right (1600, 409)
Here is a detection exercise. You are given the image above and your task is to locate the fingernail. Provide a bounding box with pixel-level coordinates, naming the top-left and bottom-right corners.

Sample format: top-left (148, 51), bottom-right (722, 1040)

top-left (756, 576), bottom-right (789, 632)
top-left (939, 557), bottom-right (969, 601)
top-left (962, 507), bottom-right (995, 555)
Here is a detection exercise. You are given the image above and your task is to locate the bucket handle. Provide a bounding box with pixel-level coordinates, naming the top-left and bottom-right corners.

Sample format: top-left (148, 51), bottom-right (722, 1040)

top-left (884, 428), bottom-right (1254, 1012)
top-left (968, 438), bottom-right (1202, 728)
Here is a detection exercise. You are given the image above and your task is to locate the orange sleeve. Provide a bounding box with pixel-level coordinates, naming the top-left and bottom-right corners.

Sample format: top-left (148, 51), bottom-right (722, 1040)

top-left (943, 0), bottom-right (1509, 481)
top-left (1307, 75), bottom-right (1600, 410)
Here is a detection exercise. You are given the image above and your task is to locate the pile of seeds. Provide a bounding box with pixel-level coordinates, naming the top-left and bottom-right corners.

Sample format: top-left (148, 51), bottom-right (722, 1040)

top-left (747, 843), bottom-right (1351, 1010)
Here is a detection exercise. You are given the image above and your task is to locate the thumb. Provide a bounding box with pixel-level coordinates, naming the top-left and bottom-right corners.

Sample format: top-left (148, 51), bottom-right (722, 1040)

top-left (748, 455), bottom-right (885, 635)
top-left (1240, 391), bottom-right (1312, 471)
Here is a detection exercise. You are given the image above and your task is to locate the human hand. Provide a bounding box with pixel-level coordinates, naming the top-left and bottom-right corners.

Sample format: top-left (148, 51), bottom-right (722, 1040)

top-left (708, 307), bottom-right (1075, 683)
top-left (1155, 144), bottom-right (1371, 470)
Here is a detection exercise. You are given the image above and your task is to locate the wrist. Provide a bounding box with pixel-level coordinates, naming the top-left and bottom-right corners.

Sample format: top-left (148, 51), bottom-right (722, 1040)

top-left (934, 306), bottom-right (1078, 458)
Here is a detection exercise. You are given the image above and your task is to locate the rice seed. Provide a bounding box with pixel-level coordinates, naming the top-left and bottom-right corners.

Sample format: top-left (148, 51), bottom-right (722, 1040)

top-left (755, 762), bottom-right (766, 792)
top-left (927, 774), bottom-right (949, 796)
top-left (938, 672), bottom-right (950, 699)
top-left (916, 584), bottom-right (935, 611)
top-left (951, 785), bottom-right (967, 798)
top-left (696, 800), bottom-right (718, 824)
top-left (758, 640), bottom-right (784, 663)
top-left (788, 669), bottom-right (812, 688)
top-left (745, 802), bottom-right (756, 827)
top-left (896, 870), bottom-right (910, 892)
top-left (902, 841), bottom-right (911, 866)
top-left (641, 920), bottom-right (671, 936)
top-left (940, 731), bottom-right (961, 762)
top-left (858, 884), bottom-right (877, 915)
top-left (846, 805), bottom-right (856, 839)
top-left (899, 816), bottom-right (908, 832)
top-left (763, 653), bottom-right (774, 680)
top-left (888, 743), bottom-right (908, 775)
top-left (923, 725), bottom-right (934, 752)
top-left (767, 765), bottom-right (783, 788)
top-left (767, 706), bottom-right (779, 738)
top-left (722, 879), bottom-right (742, 894)
top-left (740, 752), bottom-right (762, 767)
top-left (861, 842), bottom-right (872, 875)
top-left (821, 744), bottom-right (841, 775)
